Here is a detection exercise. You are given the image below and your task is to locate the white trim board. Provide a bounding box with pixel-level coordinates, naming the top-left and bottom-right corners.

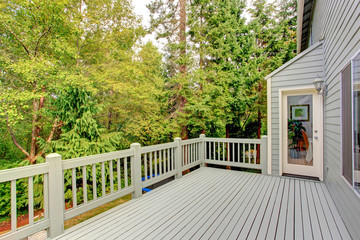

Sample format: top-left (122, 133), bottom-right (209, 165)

top-left (267, 78), bottom-right (272, 174)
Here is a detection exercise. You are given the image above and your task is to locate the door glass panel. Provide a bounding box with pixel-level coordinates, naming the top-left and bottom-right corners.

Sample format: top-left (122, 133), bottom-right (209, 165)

top-left (287, 95), bottom-right (313, 166)
top-left (353, 53), bottom-right (360, 193)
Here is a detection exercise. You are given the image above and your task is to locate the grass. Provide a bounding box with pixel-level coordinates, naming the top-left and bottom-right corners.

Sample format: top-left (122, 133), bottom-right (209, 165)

top-left (64, 194), bottom-right (132, 230)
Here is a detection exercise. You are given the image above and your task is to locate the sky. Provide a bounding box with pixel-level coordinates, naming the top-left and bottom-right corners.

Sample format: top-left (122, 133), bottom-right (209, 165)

top-left (132, 0), bottom-right (158, 47)
top-left (132, 0), bottom-right (152, 28)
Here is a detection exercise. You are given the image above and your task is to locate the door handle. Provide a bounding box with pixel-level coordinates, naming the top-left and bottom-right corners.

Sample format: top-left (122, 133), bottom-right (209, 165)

top-left (314, 136), bottom-right (319, 140)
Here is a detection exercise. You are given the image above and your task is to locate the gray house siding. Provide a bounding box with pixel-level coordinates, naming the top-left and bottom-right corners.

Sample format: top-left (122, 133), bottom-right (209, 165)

top-left (311, 1), bottom-right (360, 238)
top-left (268, 42), bottom-right (324, 175)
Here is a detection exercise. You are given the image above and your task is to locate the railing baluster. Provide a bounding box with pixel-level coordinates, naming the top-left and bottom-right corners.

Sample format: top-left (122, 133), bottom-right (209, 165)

top-left (254, 144), bottom-right (257, 164)
top-left (82, 166), bottom-right (87, 203)
top-left (92, 164), bottom-right (97, 199)
top-left (150, 152), bottom-right (153, 178)
top-left (243, 143), bottom-right (245, 163)
top-left (195, 143), bottom-right (198, 161)
top-left (223, 142), bottom-right (225, 161)
top-left (124, 158), bottom-right (128, 188)
top-left (248, 143), bottom-right (251, 163)
top-left (213, 142), bottom-right (215, 160)
top-left (101, 162), bottom-right (105, 196)
top-left (238, 143), bottom-right (240, 163)
top-left (167, 148), bottom-right (170, 172)
top-left (163, 149), bottom-right (167, 172)
top-left (232, 143), bottom-right (235, 162)
top-left (154, 151), bottom-right (157, 177)
top-left (44, 173), bottom-right (49, 218)
top-left (172, 147), bottom-right (175, 171)
top-left (28, 176), bottom-right (34, 225)
top-left (117, 159), bottom-right (121, 190)
top-left (72, 168), bottom-right (77, 208)
top-left (188, 144), bottom-right (191, 164)
top-left (144, 153), bottom-right (148, 181)
top-left (11, 180), bottom-right (16, 232)
top-left (159, 150), bottom-right (163, 175)
top-left (109, 160), bottom-right (114, 193)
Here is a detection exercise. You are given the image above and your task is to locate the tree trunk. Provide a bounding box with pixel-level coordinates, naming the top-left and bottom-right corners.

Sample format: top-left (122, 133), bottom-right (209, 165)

top-left (256, 81), bottom-right (262, 164)
top-left (179, 0), bottom-right (186, 74)
top-left (179, 0), bottom-right (188, 140)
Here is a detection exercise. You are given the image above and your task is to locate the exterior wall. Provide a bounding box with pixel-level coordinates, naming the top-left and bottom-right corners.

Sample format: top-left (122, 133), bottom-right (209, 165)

top-left (268, 42), bottom-right (324, 175)
top-left (311, 1), bottom-right (360, 238)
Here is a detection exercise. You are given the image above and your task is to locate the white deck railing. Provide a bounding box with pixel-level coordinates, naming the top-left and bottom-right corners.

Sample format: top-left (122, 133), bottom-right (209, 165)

top-left (0, 135), bottom-right (267, 240)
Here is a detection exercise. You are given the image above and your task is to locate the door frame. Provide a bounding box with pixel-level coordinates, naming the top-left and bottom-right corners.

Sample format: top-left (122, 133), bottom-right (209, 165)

top-left (279, 86), bottom-right (324, 180)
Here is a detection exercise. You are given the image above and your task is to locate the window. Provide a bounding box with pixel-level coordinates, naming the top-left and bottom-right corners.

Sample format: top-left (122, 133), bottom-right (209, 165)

top-left (342, 51), bottom-right (360, 194)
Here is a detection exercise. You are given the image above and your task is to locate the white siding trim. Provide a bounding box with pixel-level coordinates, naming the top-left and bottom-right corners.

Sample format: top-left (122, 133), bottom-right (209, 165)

top-left (265, 41), bottom-right (323, 80)
top-left (279, 89), bottom-right (283, 176)
top-left (267, 78), bottom-right (272, 175)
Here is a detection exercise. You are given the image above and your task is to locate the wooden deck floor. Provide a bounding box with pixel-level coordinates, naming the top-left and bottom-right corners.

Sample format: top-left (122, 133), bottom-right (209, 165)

top-left (56, 168), bottom-right (351, 240)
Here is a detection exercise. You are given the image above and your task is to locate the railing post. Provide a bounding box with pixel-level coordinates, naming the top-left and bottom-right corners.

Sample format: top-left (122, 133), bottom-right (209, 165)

top-left (46, 153), bottom-right (64, 238)
top-left (131, 143), bottom-right (142, 198)
top-left (174, 137), bottom-right (182, 179)
top-left (199, 134), bottom-right (206, 167)
top-left (260, 135), bottom-right (268, 175)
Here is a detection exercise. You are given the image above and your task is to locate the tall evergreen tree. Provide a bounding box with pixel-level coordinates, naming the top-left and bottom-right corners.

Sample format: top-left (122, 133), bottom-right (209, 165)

top-left (148, 0), bottom-right (190, 139)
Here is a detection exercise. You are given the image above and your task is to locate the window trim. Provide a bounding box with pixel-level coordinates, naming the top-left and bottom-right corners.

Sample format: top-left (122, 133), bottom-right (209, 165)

top-left (341, 50), bottom-right (360, 196)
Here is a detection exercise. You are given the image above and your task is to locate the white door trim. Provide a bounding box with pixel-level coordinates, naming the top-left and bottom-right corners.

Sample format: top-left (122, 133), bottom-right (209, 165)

top-left (279, 86), bottom-right (324, 180)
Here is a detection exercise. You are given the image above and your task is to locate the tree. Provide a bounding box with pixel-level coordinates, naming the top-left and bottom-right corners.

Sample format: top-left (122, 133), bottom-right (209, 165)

top-left (148, 0), bottom-right (190, 139)
top-left (0, 0), bottom-right (144, 163)
top-left (0, 0), bottom-right (80, 163)
top-left (184, 0), bottom-right (249, 137)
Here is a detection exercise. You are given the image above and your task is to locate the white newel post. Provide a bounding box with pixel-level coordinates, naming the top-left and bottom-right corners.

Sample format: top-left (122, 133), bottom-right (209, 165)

top-left (260, 135), bottom-right (268, 175)
top-left (46, 153), bottom-right (64, 238)
top-left (174, 137), bottom-right (182, 179)
top-left (199, 134), bottom-right (206, 167)
top-left (131, 143), bottom-right (142, 198)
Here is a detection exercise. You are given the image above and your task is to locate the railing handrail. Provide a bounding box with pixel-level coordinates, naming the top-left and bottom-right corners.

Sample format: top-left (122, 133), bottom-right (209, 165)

top-left (0, 163), bottom-right (49, 182)
top-left (62, 149), bottom-right (134, 169)
top-left (205, 137), bottom-right (262, 144)
top-left (0, 135), bottom-right (268, 240)
top-left (140, 142), bottom-right (177, 154)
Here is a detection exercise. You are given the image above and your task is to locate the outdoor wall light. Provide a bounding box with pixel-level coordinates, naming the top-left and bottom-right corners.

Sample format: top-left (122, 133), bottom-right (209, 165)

top-left (313, 77), bottom-right (325, 95)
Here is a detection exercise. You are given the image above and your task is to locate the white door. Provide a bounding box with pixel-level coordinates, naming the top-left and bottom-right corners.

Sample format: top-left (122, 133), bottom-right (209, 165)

top-left (281, 88), bottom-right (323, 180)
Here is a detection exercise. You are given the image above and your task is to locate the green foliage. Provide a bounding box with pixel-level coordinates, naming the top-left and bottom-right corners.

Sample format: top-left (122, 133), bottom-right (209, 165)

top-left (288, 119), bottom-right (306, 148)
top-left (46, 87), bottom-right (122, 159)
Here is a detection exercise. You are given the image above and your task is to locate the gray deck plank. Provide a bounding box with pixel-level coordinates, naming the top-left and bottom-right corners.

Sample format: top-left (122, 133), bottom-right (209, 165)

top-left (319, 183), bottom-right (352, 240)
top-left (309, 182), bottom-right (332, 240)
top-left (197, 174), bottom-right (259, 240)
top-left (106, 169), bottom-right (227, 239)
top-left (294, 179), bottom-right (304, 240)
top-left (246, 176), bottom-right (281, 240)
top-left (208, 175), bottom-right (268, 240)
top-left (285, 179), bottom-right (295, 240)
top-left (153, 172), bottom-right (252, 239)
top-left (130, 170), bottom-right (245, 239)
top-left (55, 168), bottom-right (351, 240)
top-left (187, 174), bottom-right (266, 240)
top-left (300, 180), bottom-right (313, 240)
top-left (239, 176), bottom-right (279, 240)
top-left (314, 183), bottom-right (342, 240)
top-left (225, 174), bottom-right (273, 239)
top-left (256, 178), bottom-right (285, 240)
top-left (275, 178), bottom-right (290, 240)
top-left (305, 181), bottom-right (322, 239)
